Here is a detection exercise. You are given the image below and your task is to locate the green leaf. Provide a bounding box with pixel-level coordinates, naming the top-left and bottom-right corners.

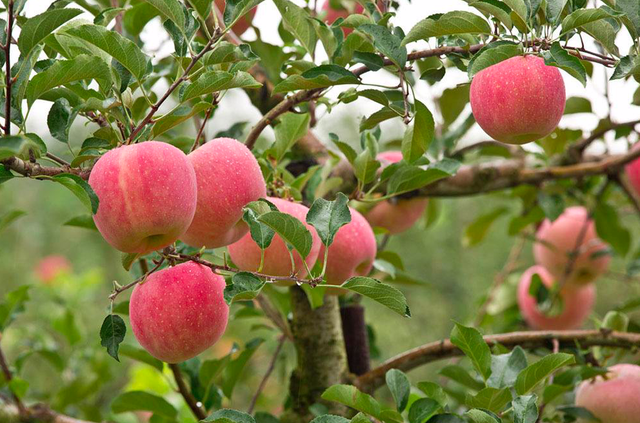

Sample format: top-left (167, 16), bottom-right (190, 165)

top-left (401, 100), bottom-right (434, 163)
top-left (321, 385), bottom-right (381, 419)
top-left (67, 24), bottom-right (151, 80)
top-left (274, 65), bottom-right (360, 93)
top-left (340, 277), bottom-right (411, 318)
top-left (512, 395), bottom-right (538, 423)
top-left (119, 344), bottom-right (164, 371)
top-left (151, 102), bottom-right (211, 138)
top-left (0, 135), bottom-right (45, 160)
top-left (146, 0), bottom-right (187, 33)
top-left (47, 98), bottom-right (76, 143)
top-left (561, 7), bottom-right (616, 34)
top-left (112, 391), bottom-right (177, 419)
top-left (222, 338), bottom-right (264, 397)
top-left (52, 173), bottom-right (99, 215)
top-left (123, 3), bottom-right (160, 36)
top-left (468, 41), bottom-right (524, 78)
top-left (542, 42), bottom-right (587, 86)
top-left (9, 378), bottom-right (28, 399)
top-left (271, 112), bottom-right (311, 161)
top-left (121, 252), bottom-right (141, 272)
top-left (187, 0), bottom-right (212, 20)
top-left (223, 0), bottom-right (263, 29)
top-left (403, 11), bottom-right (492, 45)
top-left (616, 0), bottom-right (640, 37)
top-left (502, 0), bottom-right (529, 32)
top-left (0, 210), bottom-right (26, 234)
top-left (440, 364), bottom-right (486, 390)
top-left (515, 353), bottom-right (575, 395)
top-left (463, 207), bottom-right (508, 247)
top-left (581, 19), bottom-right (620, 57)
top-left (450, 322), bottom-right (492, 381)
top-left (468, 0), bottom-right (513, 30)
top-left (0, 286), bottom-right (30, 330)
top-left (546, 0), bottom-right (569, 25)
top-left (386, 369), bottom-right (411, 413)
top-left (487, 346), bottom-right (528, 389)
top-left (465, 409), bottom-right (501, 423)
top-left (359, 24), bottom-right (407, 68)
top-left (387, 159), bottom-right (461, 196)
top-left (0, 165), bottom-right (13, 185)
top-left (181, 70), bottom-right (261, 102)
top-left (306, 192), bottom-right (351, 247)
top-left (408, 398), bottom-right (440, 423)
top-left (26, 54), bottom-right (112, 106)
top-left (466, 387), bottom-right (512, 413)
top-left (224, 272), bottom-right (266, 304)
top-left (439, 85), bottom-right (470, 129)
top-left (258, 211), bottom-right (313, 258)
top-left (564, 96), bottom-right (592, 114)
top-left (18, 8), bottom-right (83, 57)
top-left (594, 202), bottom-right (630, 256)
top-left (360, 106), bottom-right (402, 131)
top-left (273, 0), bottom-right (317, 55)
top-left (63, 215), bottom-right (97, 231)
top-left (309, 416), bottom-right (349, 423)
top-left (417, 382), bottom-right (447, 407)
top-left (242, 200), bottom-right (277, 250)
top-left (204, 409), bottom-right (256, 423)
top-left (100, 314), bottom-right (126, 362)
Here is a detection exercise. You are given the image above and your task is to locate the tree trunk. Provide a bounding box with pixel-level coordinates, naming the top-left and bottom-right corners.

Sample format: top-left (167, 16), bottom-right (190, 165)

top-left (282, 287), bottom-right (349, 423)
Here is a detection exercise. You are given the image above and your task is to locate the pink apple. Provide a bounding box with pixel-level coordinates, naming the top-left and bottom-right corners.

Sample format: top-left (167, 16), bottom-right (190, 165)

top-left (517, 265), bottom-right (595, 331)
top-left (214, 0), bottom-right (257, 36)
top-left (365, 151), bottom-right (428, 234)
top-left (35, 255), bottom-right (71, 284)
top-left (181, 138), bottom-right (266, 249)
top-left (129, 262), bottom-right (229, 363)
top-left (89, 141), bottom-right (197, 255)
top-left (227, 197), bottom-right (321, 283)
top-left (576, 364), bottom-right (640, 423)
top-left (624, 143), bottom-right (640, 196)
top-left (470, 55), bottom-right (566, 144)
top-left (320, 207), bottom-right (377, 286)
top-left (533, 206), bottom-right (610, 286)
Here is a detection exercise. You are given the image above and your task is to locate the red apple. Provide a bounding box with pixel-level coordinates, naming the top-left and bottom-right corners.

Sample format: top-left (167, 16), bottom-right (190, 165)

top-left (576, 364), bottom-right (640, 423)
top-left (129, 262), bottom-right (229, 363)
top-left (533, 206), bottom-right (610, 286)
top-left (470, 55), bottom-right (566, 144)
top-left (227, 197), bottom-right (321, 283)
top-left (517, 265), bottom-right (595, 331)
top-left (320, 207), bottom-right (376, 286)
top-left (214, 0), bottom-right (257, 36)
top-left (35, 255), bottom-right (71, 284)
top-left (181, 138), bottom-right (266, 249)
top-left (365, 151), bottom-right (428, 234)
top-left (624, 143), bottom-right (640, 196)
top-left (89, 141), bottom-right (197, 255)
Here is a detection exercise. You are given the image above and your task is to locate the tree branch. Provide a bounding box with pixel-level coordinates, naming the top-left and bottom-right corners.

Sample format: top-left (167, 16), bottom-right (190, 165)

top-left (565, 119), bottom-right (640, 162)
top-left (0, 403), bottom-right (94, 423)
top-left (4, 0), bottom-right (14, 136)
top-left (169, 363), bottom-right (207, 420)
top-left (355, 330), bottom-right (640, 391)
top-left (247, 335), bottom-right (286, 414)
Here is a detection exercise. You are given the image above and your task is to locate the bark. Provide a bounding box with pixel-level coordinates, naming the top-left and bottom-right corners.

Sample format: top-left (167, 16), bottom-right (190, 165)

top-left (282, 287), bottom-right (349, 423)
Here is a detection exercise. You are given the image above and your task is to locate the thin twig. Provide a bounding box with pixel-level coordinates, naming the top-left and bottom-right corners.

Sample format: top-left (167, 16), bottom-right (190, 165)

top-left (169, 363), bottom-right (207, 420)
top-left (190, 106), bottom-right (214, 153)
top-left (247, 335), bottom-right (286, 414)
top-left (109, 257), bottom-right (165, 302)
top-left (0, 335), bottom-right (27, 417)
top-left (4, 0), bottom-right (13, 136)
top-left (45, 152), bottom-right (71, 167)
top-left (566, 119), bottom-right (640, 162)
top-left (256, 295), bottom-right (292, 340)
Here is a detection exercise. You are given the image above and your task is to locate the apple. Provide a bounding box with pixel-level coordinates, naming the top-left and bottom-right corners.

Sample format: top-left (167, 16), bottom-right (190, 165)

top-left (365, 151), bottom-right (428, 234)
top-left (575, 364), bottom-right (640, 423)
top-left (533, 206), bottom-right (610, 286)
top-left (227, 197), bottom-right (321, 283)
top-left (470, 55), bottom-right (566, 145)
top-left (89, 141), bottom-right (197, 255)
top-left (181, 138), bottom-right (266, 249)
top-left (624, 143), bottom-right (640, 196)
top-left (517, 265), bottom-right (595, 331)
top-left (320, 207), bottom-right (377, 287)
top-left (322, 0), bottom-right (385, 35)
top-left (35, 255), bottom-right (71, 284)
top-left (129, 262), bottom-right (229, 363)
top-left (214, 0), bottom-right (257, 36)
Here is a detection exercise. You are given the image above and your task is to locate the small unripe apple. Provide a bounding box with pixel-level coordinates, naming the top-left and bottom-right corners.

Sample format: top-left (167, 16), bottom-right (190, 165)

top-left (129, 262), bottom-right (229, 363)
top-left (365, 151), bottom-right (428, 234)
top-left (227, 197), bottom-right (321, 283)
top-left (470, 55), bottom-right (566, 145)
top-left (320, 207), bottom-right (377, 286)
top-left (533, 206), bottom-right (610, 286)
top-left (89, 141), bottom-right (197, 255)
top-left (214, 0), bottom-right (257, 36)
top-left (181, 138), bottom-right (266, 249)
top-left (35, 255), bottom-right (71, 284)
top-left (517, 265), bottom-right (595, 331)
top-left (322, 0), bottom-right (385, 35)
top-left (575, 364), bottom-right (640, 423)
